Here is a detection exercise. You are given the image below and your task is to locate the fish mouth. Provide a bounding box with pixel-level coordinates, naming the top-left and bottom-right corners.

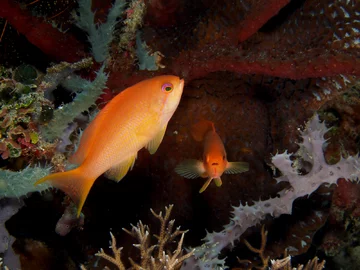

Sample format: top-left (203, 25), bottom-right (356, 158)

top-left (212, 167), bottom-right (219, 177)
top-left (179, 79), bottom-right (185, 90)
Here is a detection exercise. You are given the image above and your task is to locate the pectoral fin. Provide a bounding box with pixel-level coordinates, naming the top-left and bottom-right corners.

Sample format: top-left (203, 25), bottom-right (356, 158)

top-left (199, 177), bottom-right (213, 193)
top-left (105, 154), bottom-right (137, 182)
top-left (224, 161), bottom-right (249, 174)
top-left (146, 124), bottom-right (167, 154)
top-left (174, 159), bottom-right (205, 179)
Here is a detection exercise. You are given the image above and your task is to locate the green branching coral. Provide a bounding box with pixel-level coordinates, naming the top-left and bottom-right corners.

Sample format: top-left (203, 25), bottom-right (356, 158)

top-left (35, 0), bottom-right (124, 141)
top-left (41, 65), bottom-right (108, 141)
top-left (38, 57), bottom-right (93, 97)
top-left (0, 166), bottom-right (51, 199)
top-left (136, 31), bottom-right (165, 71)
top-left (74, 0), bottom-right (126, 63)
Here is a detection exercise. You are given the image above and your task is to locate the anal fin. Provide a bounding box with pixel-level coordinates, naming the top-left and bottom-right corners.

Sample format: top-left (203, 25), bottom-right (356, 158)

top-left (214, 177), bottom-right (222, 187)
top-left (105, 154), bottom-right (137, 182)
top-left (199, 177), bottom-right (213, 193)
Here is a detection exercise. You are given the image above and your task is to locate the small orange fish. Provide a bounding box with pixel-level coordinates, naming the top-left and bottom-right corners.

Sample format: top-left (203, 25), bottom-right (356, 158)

top-left (175, 120), bottom-right (249, 193)
top-left (35, 75), bottom-right (184, 216)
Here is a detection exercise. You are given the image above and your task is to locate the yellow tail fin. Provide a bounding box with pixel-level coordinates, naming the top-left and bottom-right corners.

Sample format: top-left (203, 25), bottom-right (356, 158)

top-left (190, 120), bottom-right (215, 142)
top-left (34, 168), bottom-right (96, 217)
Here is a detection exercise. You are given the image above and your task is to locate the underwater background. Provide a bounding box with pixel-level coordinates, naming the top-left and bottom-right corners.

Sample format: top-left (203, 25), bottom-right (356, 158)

top-left (0, 0), bottom-right (360, 269)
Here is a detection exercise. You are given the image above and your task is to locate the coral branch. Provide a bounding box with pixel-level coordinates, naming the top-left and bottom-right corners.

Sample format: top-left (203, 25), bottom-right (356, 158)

top-left (190, 0), bottom-right (290, 46)
top-left (237, 0), bottom-right (290, 42)
top-left (96, 232), bottom-right (126, 270)
top-left (40, 64), bottom-right (108, 141)
top-left (173, 0), bottom-right (360, 81)
top-left (270, 255), bottom-right (326, 270)
top-left (74, 0), bottom-right (126, 63)
top-left (95, 205), bottom-right (194, 270)
top-left (241, 225), bottom-right (269, 270)
top-left (0, 166), bottom-right (51, 199)
top-left (174, 50), bottom-right (359, 81)
top-left (0, 0), bottom-right (85, 62)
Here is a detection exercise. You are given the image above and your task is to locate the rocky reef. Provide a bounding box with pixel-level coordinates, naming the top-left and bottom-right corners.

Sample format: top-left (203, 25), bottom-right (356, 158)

top-left (0, 0), bottom-right (359, 269)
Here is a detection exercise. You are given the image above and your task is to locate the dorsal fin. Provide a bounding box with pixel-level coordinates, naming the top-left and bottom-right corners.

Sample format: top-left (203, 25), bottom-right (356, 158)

top-left (69, 107), bottom-right (110, 165)
top-left (190, 120), bottom-right (215, 142)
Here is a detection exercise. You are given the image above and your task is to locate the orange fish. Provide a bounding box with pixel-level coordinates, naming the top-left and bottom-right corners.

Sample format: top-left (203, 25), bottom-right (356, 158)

top-left (35, 75), bottom-right (184, 216)
top-left (175, 120), bottom-right (249, 193)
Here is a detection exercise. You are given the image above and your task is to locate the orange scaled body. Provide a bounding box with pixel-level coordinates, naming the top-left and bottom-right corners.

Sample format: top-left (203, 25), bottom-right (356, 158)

top-left (175, 120), bottom-right (249, 192)
top-left (35, 75), bottom-right (184, 216)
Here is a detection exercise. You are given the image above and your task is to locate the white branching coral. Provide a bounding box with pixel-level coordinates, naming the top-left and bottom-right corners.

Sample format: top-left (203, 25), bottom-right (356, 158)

top-left (270, 255), bottom-right (325, 270)
top-left (0, 257), bottom-right (9, 270)
top-left (238, 224), bottom-right (326, 270)
top-left (181, 114), bottom-right (360, 270)
top-left (93, 204), bottom-right (194, 270)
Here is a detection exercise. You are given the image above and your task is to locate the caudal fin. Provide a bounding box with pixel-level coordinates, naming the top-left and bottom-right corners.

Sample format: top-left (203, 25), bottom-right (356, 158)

top-left (34, 168), bottom-right (96, 217)
top-left (190, 120), bottom-right (215, 142)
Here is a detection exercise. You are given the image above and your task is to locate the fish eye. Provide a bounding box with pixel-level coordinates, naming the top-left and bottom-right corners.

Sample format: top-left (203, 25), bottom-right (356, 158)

top-left (162, 83), bottom-right (173, 92)
top-left (223, 155), bottom-right (226, 160)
